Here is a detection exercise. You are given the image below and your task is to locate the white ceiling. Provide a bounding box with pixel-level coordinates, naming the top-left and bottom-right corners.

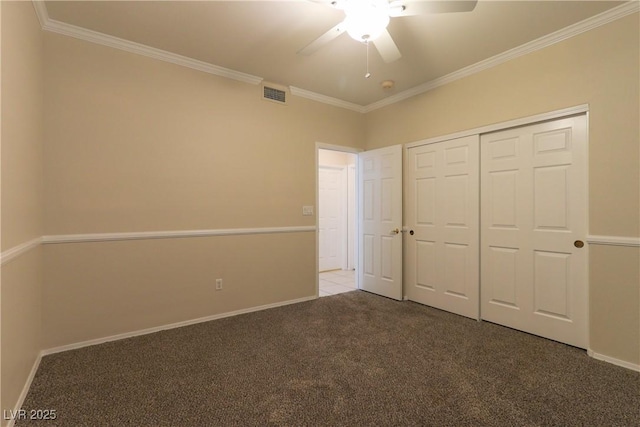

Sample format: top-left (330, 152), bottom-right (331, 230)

top-left (42, 1), bottom-right (628, 108)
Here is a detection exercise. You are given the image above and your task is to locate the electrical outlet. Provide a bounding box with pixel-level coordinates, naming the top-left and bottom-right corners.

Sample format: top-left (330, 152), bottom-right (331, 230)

top-left (215, 278), bottom-right (223, 290)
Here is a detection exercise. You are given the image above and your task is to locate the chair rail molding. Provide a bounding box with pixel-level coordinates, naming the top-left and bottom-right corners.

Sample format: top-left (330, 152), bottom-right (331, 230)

top-left (586, 235), bottom-right (640, 247)
top-left (42, 226), bottom-right (317, 244)
top-left (1, 237), bottom-right (43, 265)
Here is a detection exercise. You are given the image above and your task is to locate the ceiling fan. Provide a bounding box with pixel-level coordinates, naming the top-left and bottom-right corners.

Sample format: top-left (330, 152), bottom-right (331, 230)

top-left (299, 0), bottom-right (478, 63)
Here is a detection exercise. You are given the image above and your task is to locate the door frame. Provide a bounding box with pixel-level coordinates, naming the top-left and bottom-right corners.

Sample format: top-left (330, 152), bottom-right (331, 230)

top-left (347, 164), bottom-right (357, 270)
top-left (316, 143), bottom-right (362, 297)
top-left (405, 105), bottom-right (589, 150)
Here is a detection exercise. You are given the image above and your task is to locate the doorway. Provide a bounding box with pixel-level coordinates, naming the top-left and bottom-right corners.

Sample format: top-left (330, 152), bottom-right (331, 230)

top-left (318, 148), bottom-right (358, 297)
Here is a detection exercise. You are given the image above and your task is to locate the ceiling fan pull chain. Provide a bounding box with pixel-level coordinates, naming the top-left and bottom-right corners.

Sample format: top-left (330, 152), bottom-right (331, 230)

top-left (365, 38), bottom-right (371, 79)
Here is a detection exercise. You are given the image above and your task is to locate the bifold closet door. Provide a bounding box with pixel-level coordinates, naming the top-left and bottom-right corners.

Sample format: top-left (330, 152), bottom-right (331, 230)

top-left (406, 135), bottom-right (479, 319)
top-left (481, 115), bottom-right (588, 348)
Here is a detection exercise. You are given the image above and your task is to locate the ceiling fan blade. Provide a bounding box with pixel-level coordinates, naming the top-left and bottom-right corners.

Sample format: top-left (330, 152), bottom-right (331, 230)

top-left (372, 29), bottom-right (402, 63)
top-left (389, 0), bottom-right (478, 17)
top-left (298, 21), bottom-right (347, 56)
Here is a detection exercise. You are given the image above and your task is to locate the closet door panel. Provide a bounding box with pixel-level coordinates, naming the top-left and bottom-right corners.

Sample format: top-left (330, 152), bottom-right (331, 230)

top-left (406, 135), bottom-right (479, 319)
top-left (480, 115), bottom-right (588, 348)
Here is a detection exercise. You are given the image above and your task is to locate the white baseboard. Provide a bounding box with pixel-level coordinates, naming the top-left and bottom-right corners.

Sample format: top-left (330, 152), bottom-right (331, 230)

top-left (42, 295), bottom-right (317, 356)
top-left (587, 349), bottom-right (640, 372)
top-left (7, 295), bottom-right (316, 426)
top-left (6, 354), bottom-right (42, 427)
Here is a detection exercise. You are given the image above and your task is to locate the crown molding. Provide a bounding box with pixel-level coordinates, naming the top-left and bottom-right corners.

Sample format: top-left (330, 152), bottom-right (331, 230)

top-left (32, 1), bottom-right (639, 113)
top-left (363, 1), bottom-right (640, 113)
top-left (32, 2), bottom-right (262, 86)
top-left (32, 0), bottom-right (49, 28)
top-left (290, 86), bottom-right (365, 113)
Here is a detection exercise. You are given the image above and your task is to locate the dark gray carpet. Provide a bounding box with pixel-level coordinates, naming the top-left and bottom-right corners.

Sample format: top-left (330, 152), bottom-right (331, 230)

top-left (18, 291), bottom-right (640, 426)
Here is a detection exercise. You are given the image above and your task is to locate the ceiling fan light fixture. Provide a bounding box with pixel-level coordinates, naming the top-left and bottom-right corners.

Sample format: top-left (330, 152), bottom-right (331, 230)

top-left (343, 0), bottom-right (390, 42)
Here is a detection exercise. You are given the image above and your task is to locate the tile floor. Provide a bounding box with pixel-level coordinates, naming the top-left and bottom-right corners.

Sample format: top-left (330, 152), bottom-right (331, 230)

top-left (319, 269), bottom-right (357, 297)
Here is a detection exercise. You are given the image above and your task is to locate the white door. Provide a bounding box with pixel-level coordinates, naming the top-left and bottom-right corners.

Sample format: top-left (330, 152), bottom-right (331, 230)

top-left (481, 115), bottom-right (588, 348)
top-left (406, 135), bottom-right (480, 319)
top-left (319, 166), bottom-right (346, 272)
top-left (359, 145), bottom-right (403, 300)
top-left (347, 164), bottom-right (357, 270)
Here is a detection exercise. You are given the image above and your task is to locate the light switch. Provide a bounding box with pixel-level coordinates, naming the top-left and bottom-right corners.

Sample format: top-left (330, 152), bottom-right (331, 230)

top-left (302, 205), bottom-right (314, 216)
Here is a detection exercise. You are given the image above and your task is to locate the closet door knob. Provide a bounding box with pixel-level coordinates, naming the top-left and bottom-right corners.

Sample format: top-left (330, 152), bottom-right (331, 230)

top-left (574, 240), bottom-right (584, 248)
top-left (409, 230), bottom-right (414, 235)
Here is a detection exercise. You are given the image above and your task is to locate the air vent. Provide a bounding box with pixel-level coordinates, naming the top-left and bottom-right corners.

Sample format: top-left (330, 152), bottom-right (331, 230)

top-left (262, 83), bottom-right (288, 105)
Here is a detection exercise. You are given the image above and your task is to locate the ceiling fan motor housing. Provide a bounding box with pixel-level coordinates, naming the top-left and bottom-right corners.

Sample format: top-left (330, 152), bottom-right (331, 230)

top-left (343, 0), bottom-right (391, 42)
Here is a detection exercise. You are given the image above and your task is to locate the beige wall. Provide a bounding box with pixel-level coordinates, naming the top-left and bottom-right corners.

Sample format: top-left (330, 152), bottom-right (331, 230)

top-left (42, 32), bottom-right (365, 348)
top-left (43, 234), bottom-right (314, 349)
top-left (44, 34), bottom-right (365, 235)
top-left (590, 245), bottom-right (640, 364)
top-left (1, 250), bottom-right (42, 422)
top-left (2, 2), bottom-right (43, 249)
top-left (1, 1), bottom-right (44, 421)
top-left (365, 14), bottom-right (640, 365)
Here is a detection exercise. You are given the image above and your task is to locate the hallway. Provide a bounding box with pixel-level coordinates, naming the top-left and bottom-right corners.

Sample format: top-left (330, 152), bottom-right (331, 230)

top-left (319, 270), bottom-right (356, 297)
